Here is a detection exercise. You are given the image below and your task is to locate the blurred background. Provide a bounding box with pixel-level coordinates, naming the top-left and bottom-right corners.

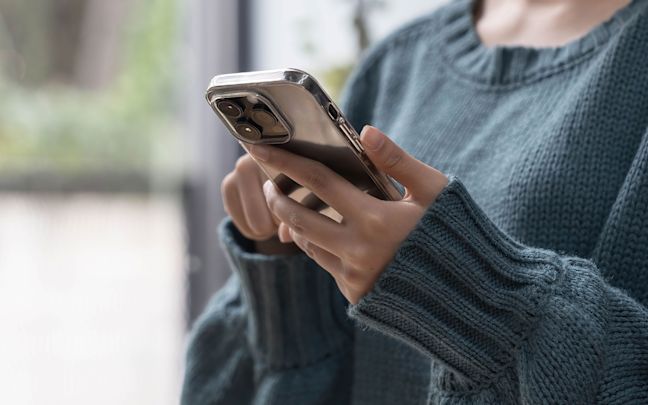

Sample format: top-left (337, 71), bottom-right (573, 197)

top-left (0, 0), bottom-right (444, 403)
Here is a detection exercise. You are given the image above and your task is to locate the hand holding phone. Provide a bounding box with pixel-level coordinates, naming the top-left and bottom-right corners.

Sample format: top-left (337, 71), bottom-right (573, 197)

top-left (250, 126), bottom-right (449, 304)
top-left (221, 153), bottom-right (276, 241)
top-left (207, 69), bottom-right (449, 302)
top-left (207, 68), bottom-right (403, 224)
top-left (221, 153), bottom-right (301, 255)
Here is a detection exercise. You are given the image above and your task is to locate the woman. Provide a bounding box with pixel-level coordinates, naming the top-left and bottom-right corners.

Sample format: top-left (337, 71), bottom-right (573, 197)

top-left (182, 0), bottom-right (648, 403)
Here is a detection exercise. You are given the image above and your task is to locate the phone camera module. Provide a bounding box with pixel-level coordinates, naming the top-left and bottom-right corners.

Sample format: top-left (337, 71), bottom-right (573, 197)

top-left (251, 107), bottom-right (278, 128)
top-left (213, 93), bottom-right (289, 144)
top-left (216, 99), bottom-right (244, 118)
top-left (235, 121), bottom-right (262, 141)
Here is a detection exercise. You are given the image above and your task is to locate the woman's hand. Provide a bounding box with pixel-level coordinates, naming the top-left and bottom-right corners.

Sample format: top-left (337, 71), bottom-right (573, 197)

top-left (222, 153), bottom-right (277, 240)
top-left (248, 126), bottom-right (448, 304)
top-left (221, 153), bottom-right (301, 255)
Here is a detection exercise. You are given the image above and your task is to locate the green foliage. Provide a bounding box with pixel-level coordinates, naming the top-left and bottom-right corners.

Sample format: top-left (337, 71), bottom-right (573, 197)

top-left (319, 64), bottom-right (355, 102)
top-left (0, 0), bottom-right (182, 177)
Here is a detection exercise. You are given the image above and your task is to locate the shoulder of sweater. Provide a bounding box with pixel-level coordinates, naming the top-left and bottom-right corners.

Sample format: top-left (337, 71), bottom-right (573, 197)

top-left (600, 2), bottom-right (648, 95)
top-left (612, 0), bottom-right (648, 49)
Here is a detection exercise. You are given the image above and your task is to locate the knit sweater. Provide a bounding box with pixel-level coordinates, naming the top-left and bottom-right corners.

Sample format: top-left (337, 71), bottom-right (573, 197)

top-left (181, 0), bottom-right (648, 403)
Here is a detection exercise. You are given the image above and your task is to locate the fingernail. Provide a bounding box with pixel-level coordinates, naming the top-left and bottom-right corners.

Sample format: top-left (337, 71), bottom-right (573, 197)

top-left (248, 145), bottom-right (269, 162)
top-left (360, 126), bottom-right (383, 151)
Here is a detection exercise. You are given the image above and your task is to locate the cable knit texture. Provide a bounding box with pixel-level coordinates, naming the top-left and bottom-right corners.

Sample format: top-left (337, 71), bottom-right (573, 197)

top-left (182, 0), bottom-right (648, 403)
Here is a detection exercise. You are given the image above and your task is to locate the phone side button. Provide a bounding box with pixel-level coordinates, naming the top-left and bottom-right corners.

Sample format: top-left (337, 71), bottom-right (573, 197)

top-left (340, 123), bottom-right (363, 153)
top-left (350, 136), bottom-right (363, 153)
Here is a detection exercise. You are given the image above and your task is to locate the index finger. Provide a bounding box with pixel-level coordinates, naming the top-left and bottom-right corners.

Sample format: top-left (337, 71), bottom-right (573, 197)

top-left (248, 144), bottom-right (368, 218)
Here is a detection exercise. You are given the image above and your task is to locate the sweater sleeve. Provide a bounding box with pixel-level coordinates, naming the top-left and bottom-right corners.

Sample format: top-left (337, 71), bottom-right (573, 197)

top-left (181, 219), bottom-right (354, 405)
top-left (348, 131), bottom-right (648, 402)
top-left (181, 42), bottom-right (387, 404)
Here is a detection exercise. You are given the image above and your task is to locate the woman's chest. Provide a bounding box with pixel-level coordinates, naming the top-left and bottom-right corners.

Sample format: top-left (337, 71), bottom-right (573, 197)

top-left (372, 80), bottom-right (641, 257)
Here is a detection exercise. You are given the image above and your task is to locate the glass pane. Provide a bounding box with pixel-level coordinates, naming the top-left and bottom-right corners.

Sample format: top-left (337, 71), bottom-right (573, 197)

top-left (0, 0), bottom-right (186, 404)
top-left (250, 0), bottom-right (448, 99)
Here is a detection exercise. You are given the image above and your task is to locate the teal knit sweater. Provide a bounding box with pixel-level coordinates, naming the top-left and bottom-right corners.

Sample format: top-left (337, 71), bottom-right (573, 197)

top-left (182, 0), bottom-right (648, 403)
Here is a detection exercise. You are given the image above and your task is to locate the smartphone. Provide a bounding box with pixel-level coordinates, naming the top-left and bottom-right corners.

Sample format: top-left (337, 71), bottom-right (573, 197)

top-left (206, 68), bottom-right (403, 222)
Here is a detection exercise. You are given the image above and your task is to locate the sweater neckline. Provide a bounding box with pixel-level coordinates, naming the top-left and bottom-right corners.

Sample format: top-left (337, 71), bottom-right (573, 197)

top-left (440, 0), bottom-right (640, 86)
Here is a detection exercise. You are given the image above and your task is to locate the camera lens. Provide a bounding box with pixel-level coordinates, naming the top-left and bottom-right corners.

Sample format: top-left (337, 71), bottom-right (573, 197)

top-left (235, 121), bottom-right (262, 141)
top-left (251, 107), bottom-right (278, 128)
top-left (216, 99), bottom-right (243, 118)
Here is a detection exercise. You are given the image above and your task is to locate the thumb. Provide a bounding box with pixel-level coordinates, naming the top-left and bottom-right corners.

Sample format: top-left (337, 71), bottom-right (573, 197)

top-left (359, 125), bottom-right (446, 202)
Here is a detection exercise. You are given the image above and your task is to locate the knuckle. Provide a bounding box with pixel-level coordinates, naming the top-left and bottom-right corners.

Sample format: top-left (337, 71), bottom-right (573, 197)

top-left (345, 244), bottom-right (372, 266)
top-left (234, 155), bottom-right (247, 171)
top-left (292, 232), bottom-right (307, 250)
top-left (300, 238), bottom-right (314, 257)
top-left (220, 173), bottom-right (236, 196)
top-left (384, 151), bottom-right (403, 170)
top-left (267, 196), bottom-right (290, 222)
top-left (305, 164), bottom-right (328, 191)
top-left (362, 210), bottom-right (384, 233)
top-left (288, 210), bottom-right (303, 232)
top-left (341, 267), bottom-right (362, 287)
top-left (235, 154), bottom-right (255, 172)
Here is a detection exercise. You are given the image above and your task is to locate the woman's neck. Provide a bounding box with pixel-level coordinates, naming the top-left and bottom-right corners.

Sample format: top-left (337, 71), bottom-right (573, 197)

top-left (475, 0), bottom-right (632, 47)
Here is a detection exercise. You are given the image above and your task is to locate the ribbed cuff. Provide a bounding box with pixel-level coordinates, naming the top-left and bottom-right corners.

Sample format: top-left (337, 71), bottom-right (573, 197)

top-left (348, 176), bottom-right (563, 388)
top-left (218, 218), bottom-right (353, 370)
